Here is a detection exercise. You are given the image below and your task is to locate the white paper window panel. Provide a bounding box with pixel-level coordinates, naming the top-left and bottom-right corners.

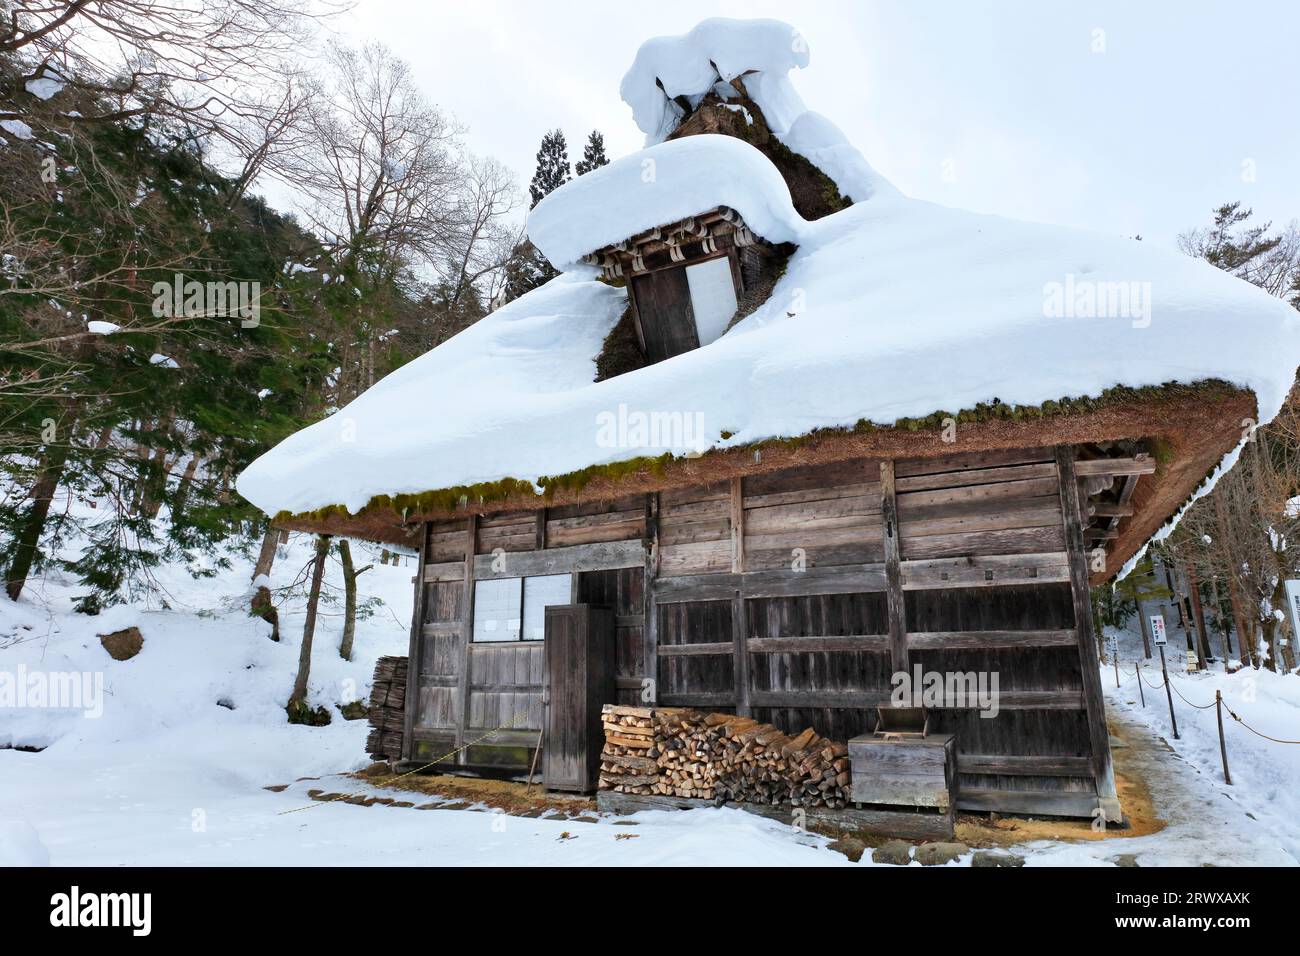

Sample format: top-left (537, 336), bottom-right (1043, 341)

top-left (522, 574), bottom-right (572, 641)
top-left (472, 577), bottom-right (521, 642)
top-left (685, 257), bottom-right (738, 346)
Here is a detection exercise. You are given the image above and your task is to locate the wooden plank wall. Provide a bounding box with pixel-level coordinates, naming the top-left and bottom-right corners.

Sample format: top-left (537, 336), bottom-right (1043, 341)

top-left (404, 447), bottom-right (1117, 818)
top-left (648, 448), bottom-right (1114, 818)
top-left (407, 498), bottom-right (647, 767)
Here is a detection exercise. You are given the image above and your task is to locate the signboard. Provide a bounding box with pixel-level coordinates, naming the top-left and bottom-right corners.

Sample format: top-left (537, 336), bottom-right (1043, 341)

top-left (1150, 615), bottom-right (1167, 647)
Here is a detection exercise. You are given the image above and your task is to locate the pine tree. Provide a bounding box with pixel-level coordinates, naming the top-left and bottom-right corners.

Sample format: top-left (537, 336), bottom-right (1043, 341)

top-left (574, 130), bottom-right (609, 176)
top-left (528, 129), bottom-right (571, 209)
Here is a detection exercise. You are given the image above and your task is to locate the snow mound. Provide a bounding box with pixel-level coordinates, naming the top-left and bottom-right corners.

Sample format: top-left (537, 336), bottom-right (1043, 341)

top-left (528, 135), bottom-right (805, 269)
top-left (0, 820), bottom-right (49, 866)
top-left (619, 18), bottom-right (897, 202)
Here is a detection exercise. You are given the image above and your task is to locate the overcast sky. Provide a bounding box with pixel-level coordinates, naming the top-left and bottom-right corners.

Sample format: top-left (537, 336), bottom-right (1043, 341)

top-left (323, 0), bottom-right (1300, 249)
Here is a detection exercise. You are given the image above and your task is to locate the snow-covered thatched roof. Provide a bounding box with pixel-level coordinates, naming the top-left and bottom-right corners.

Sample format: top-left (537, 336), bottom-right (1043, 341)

top-left (237, 18), bottom-right (1300, 572)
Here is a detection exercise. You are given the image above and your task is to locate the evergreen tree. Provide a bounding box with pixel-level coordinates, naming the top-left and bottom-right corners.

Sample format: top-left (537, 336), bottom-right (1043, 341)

top-left (574, 130), bottom-right (610, 176)
top-left (528, 129), bottom-right (571, 209)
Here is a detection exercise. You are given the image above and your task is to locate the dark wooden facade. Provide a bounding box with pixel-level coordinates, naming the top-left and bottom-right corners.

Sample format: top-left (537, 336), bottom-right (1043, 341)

top-left (402, 444), bottom-right (1149, 821)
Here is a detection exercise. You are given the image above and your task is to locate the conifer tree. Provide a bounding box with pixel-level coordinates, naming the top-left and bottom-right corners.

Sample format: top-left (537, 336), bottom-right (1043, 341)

top-left (574, 130), bottom-right (610, 176)
top-left (528, 129), bottom-right (571, 209)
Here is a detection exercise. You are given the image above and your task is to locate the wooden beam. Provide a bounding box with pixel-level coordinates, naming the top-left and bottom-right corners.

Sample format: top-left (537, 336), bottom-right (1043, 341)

top-left (956, 788), bottom-right (1106, 818)
top-left (1089, 502), bottom-right (1135, 518)
top-left (1072, 455), bottom-right (1156, 476)
top-left (657, 641), bottom-right (734, 656)
top-left (907, 629), bottom-right (1077, 650)
top-left (644, 493), bottom-right (659, 705)
top-left (401, 523), bottom-right (430, 762)
top-left (653, 564), bottom-right (888, 602)
top-left (729, 476), bottom-right (744, 574)
top-left (1055, 447), bottom-right (1121, 821)
top-left (454, 514), bottom-right (478, 759)
top-left (472, 539), bottom-right (644, 580)
top-left (728, 479), bottom-right (750, 717)
top-left (597, 790), bottom-right (954, 842)
top-left (747, 634), bottom-right (889, 653)
top-left (958, 754), bottom-right (1093, 776)
top-left (880, 460), bottom-right (908, 674)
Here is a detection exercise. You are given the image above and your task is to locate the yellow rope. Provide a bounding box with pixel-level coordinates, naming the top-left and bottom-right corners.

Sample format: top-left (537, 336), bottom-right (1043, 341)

top-left (276, 711), bottom-right (534, 816)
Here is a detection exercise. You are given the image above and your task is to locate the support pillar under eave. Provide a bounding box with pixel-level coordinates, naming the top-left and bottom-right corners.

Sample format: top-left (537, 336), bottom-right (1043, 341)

top-left (1055, 447), bottom-right (1122, 824)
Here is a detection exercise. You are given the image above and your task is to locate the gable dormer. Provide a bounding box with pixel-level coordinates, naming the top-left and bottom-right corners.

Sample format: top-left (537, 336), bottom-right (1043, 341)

top-left (584, 206), bottom-right (784, 364)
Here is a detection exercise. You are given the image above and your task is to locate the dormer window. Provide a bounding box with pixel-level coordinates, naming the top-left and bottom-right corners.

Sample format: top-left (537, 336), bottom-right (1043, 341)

top-left (584, 206), bottom-right (786, 365)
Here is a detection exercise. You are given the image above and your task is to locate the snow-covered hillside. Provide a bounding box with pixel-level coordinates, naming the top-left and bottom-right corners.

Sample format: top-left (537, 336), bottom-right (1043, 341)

top-left (0, 531), bottom-right (415, 865)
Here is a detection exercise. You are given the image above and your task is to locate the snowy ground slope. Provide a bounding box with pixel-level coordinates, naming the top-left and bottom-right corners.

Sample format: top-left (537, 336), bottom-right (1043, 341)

top-left (0, 531), bottom-right (415, 865)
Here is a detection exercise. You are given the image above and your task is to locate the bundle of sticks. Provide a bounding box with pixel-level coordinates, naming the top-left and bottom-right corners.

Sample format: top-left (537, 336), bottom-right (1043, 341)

top-left (599, 705), bottom-right (852, 808)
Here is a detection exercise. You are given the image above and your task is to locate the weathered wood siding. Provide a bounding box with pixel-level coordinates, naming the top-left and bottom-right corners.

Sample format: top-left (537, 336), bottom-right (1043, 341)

top-left (403, 446), bottom-right (1119, 818)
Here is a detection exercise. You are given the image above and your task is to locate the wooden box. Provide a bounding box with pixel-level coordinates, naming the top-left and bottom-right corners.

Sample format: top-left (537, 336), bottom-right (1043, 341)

top-left (848, 733), bottom-right (957, 810)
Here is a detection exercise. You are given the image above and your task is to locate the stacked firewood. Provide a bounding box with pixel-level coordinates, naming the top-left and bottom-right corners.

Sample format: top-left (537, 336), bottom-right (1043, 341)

top-left (599, 705), bottom-right (852, 808)
top-left (365, 656), bottom-right (408, 760)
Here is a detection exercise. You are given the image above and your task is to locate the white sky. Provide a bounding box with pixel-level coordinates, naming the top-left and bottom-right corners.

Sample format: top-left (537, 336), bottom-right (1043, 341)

top-left (320, 0), bottom-right (1300, 249)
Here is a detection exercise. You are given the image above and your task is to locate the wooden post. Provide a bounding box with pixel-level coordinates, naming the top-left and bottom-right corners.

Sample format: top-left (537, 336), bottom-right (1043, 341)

top-left (1135, 663), bottom-right (1145, 707)
top-left (401, 523), bottom-right (430, 762)
top-left (729, 479), bottom-right (750, 716)
top-left (643, 493), bottom-right (659, 705)
top-left (1215, 690), bottom-right (1232, 785)
top-left (454, 514), bottom-right (479, 758)
top-left (1054, 447), bottom-right (1120, 821)
top-left (880, 460), bottom-right (908, 676)
top-left (1113, 641), bottom-right (1121, 688)
top-left (1158, 644), bottom-right (1179, 740)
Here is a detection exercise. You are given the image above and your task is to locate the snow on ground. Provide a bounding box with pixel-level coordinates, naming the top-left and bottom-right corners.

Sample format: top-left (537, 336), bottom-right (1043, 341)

top-left (5, 531), bottom-right (1299, 865)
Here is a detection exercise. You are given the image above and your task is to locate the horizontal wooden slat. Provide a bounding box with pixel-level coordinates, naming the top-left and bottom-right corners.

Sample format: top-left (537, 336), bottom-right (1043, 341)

top-left (1073, 456), bottom-right (1155, 476)
top-left (894, 447), bottom-right (1054, 478)
top-left (472, 539), bottom-right (643, 579)
top-left (657, 692), bottom-right (735, 707)
top-left (657, 642), bottom-right (734, 656)
top-left (895, 461), bottom-right (1056, 493)
top-left (746, 634), bottom-right (889, 653)
top-left (907, 629), bottom-right (1077, 650)
top-left (958, 754), bottom-right (1093, 776)
top-left (422, 560), bottom-right (465, 583)
top-left (654, 564), bottom-right (889, 601)
top-left (956, 789), bottom-right (1101, 817)
top-left (900, 504), bottom-right (1061, 540)
top-left (743, 480), bottom-right (880, 510)
top-left (901, 552), bottom-right (1071, 590)
top-left (901, 525), bottom-right (1064, 561)
top-left (750, 690), bottom-right (1082, 710)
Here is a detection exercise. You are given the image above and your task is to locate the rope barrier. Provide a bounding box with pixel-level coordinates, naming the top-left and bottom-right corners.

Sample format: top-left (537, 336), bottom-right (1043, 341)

top-left (277, 710), bottom-right (533, 815)
top-left (1121, 662), bottom-right (1300, 747)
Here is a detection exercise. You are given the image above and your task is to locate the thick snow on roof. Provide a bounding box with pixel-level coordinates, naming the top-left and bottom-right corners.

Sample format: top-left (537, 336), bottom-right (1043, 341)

top-left (528, 135), bottom-right (804, 270)
top-left (238, 183), bottom-right (1300, 519)
top-left (237, 17), bottom-right (1300, 522)
top-left (619, 18), bottom-right (898, 202)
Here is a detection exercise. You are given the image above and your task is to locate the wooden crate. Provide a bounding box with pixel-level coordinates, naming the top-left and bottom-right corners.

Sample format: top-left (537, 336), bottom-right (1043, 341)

top-left (848, 733), bottom-right (956, 810)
